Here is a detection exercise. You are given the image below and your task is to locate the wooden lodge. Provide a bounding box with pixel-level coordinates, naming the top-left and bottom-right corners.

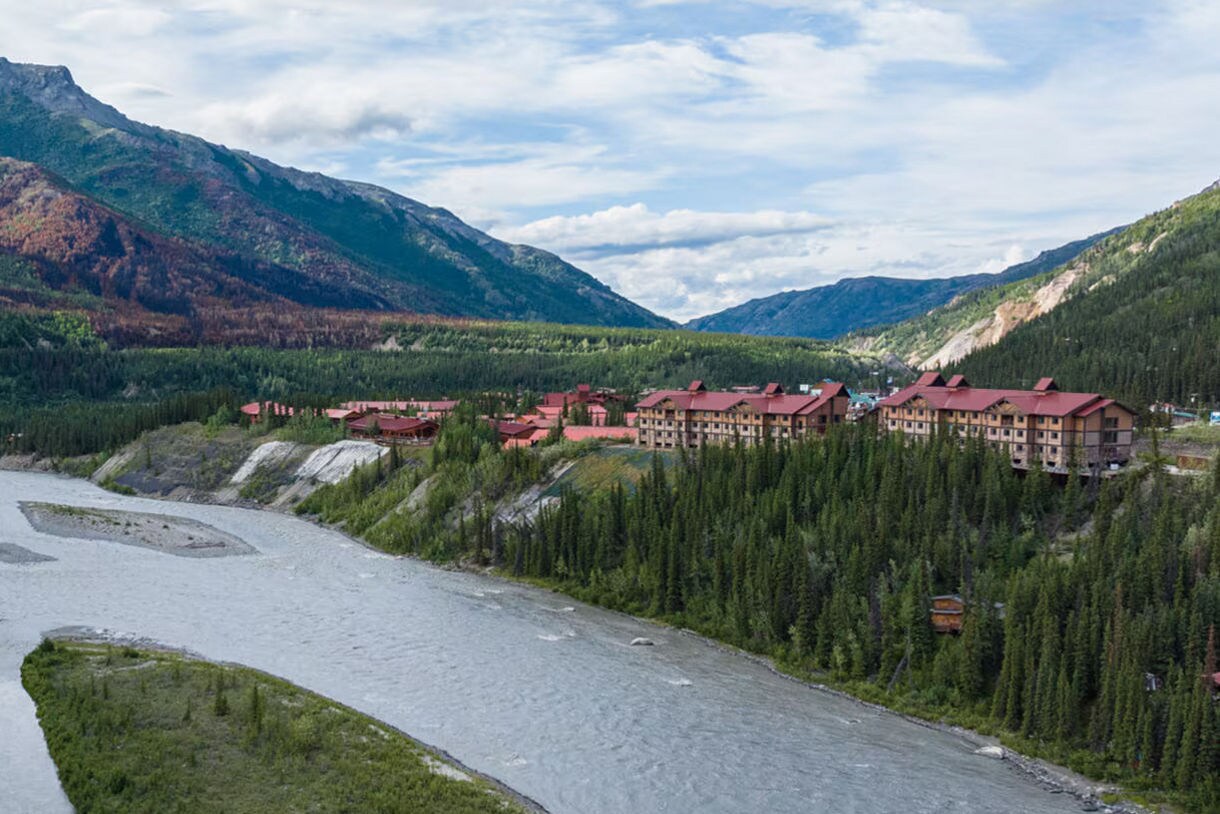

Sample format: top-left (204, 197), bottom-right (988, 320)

top-left (346, 413), bottom-right (437, 444)
top-left (634, 380), bottom-right (848, 449)
top-left (877, 373), bottom-right (1137, 472)
top-left (930, 595), bottom-right (965, 634)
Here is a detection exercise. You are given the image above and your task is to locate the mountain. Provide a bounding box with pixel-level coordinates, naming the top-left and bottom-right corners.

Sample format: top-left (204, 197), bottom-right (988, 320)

top-left (858, 179), bottom-right (1220, 405)
top-left (684, 234), bottom-right (1109, 338)
top-left (0, 58), bottom-right (671, 330)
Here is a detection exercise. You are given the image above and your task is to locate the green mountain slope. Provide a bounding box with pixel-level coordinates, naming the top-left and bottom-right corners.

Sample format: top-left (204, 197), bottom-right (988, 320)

top-left (0, 58), bottom-right (671, 329)
top-left (684, 234), bottom-right (1108, 338)
top-left (858, 180), bottom-right (1220, 404)
top-left (955, 182), bottom-right (1220, 405)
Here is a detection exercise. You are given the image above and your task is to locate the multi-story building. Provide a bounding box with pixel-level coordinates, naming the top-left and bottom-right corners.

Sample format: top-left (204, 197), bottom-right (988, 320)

top-left (877, 372), bottom-right (1136, 470)
top-left (635, 381), bottom-right (848, 448)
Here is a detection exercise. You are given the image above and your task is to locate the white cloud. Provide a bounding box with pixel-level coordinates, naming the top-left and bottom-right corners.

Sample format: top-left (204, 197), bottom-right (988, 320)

top-left (500, 204), bottom-right (833, 251)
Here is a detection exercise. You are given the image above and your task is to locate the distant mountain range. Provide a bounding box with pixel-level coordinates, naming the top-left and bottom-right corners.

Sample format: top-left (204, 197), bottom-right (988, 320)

top-left (685, 233), bottom-right (1113, 339)
top-left (0, 58), bottom-right (672, 334)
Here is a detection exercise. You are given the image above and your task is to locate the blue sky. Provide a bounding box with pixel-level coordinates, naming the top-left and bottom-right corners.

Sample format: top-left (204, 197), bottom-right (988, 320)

top-left (3, 1), bottom-right (1219, 320)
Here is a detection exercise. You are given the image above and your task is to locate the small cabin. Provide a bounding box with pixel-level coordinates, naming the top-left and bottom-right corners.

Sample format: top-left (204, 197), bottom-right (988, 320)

top-left (930, 594), bottom-right (965, 634)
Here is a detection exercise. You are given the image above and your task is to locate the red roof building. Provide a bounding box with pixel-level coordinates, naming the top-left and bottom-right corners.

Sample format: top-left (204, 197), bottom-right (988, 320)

top-left (240, 401), bottom-right (298, 423)
top-left (541, 384), bottom-right (624, 409)
top-left (347, 413), bottom-right (438, 444)
top-left (634, 381), bottom-right (848, 448)
top-left (877, 373), bottom-right (1136, 470)
top-left (339, 400), bottom-right (459, 418)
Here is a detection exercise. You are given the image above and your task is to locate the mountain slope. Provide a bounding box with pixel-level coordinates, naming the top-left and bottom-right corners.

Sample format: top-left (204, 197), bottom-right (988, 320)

top-left (953, 181), bottom-right (1220, 405)
top-left (0, 58), bottom-right (671, 329)
top-left (684, 234), bottom-right (1108, 338)
top-left (858, 179), bottom-right (1220, 404)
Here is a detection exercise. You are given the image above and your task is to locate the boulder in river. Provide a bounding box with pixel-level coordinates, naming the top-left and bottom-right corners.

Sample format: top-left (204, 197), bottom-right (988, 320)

top-left (630, 637), bottom-right (655, 646)
top-left (974, 745), bottom-right (1005, 760)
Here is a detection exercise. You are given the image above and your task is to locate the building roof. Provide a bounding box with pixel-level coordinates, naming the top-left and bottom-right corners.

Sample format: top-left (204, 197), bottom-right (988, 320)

top-left (878, 373), bottom-right (1133, 419)
top-left (636, 382), bottom-right (846, 417)
top-left (340, 400), bottom-right (459, 414)
top-left (491, 420), bottom-right (537, 438)
top-left (325, 408), bottom-right (362, 420)
top-left (347, 414), bottom-right (436, 433)
top-left (240, 401), bottom-right (295, 417)
top-left (560, 426), bottom-right (637, 442)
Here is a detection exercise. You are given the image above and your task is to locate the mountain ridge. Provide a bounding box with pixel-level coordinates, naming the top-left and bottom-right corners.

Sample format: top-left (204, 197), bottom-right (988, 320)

top-left (684, 232), bottom-right (1112, 339)
top-left (855, 177), bottom-right (1220, 403)
top-left (0, 57), bottom-right (672, 330)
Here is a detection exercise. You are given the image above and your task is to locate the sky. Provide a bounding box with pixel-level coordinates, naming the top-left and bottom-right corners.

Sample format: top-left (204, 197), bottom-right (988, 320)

top-left (2, 1), bottom-right (1219, 322)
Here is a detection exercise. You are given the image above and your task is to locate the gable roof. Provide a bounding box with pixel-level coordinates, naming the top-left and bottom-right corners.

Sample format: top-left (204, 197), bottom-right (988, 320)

top-left (878, 375), bottom-right (1135, 419)
top-left (636, 382), bottom-right (846, 417)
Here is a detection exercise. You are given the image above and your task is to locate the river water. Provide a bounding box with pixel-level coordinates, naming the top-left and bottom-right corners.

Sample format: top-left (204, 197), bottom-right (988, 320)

top-left (0, 471), bottom-right (1086, 814)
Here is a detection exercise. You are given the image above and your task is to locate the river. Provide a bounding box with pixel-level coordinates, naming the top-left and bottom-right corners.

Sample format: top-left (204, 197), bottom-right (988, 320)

top-left (0, 471), bottom-right (1089, 814)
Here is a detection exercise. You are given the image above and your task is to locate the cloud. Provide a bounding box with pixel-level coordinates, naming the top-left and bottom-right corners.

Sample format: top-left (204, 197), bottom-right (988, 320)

top-left (500, 204), bottom-right (833, 253)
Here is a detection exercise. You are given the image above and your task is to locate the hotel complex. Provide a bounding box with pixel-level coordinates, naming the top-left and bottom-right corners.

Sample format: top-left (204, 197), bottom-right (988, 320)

top-left (635, 381), bottom-right (848, 448)
top-left (877, 372), bottom-right (1136, 470)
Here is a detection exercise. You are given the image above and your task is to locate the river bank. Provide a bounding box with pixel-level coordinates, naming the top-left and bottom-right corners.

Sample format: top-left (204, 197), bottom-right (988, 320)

top-left (22, 637), bottom-right (545, 814)
top-left (0, 463), bottom-right (1156, 814)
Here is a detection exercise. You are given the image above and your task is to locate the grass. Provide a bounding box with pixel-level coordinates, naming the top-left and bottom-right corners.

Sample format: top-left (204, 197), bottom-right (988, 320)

top-left (22, 640), bottom-right (532, 814)
top-left (1166, 423), bottom-right (1220, 447)
top-left (543, 445), bottom-right (673, 497)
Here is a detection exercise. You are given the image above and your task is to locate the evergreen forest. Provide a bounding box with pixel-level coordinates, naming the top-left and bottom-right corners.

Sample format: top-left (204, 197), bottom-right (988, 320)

top-left (498, 429), bottom-right (1220, 810)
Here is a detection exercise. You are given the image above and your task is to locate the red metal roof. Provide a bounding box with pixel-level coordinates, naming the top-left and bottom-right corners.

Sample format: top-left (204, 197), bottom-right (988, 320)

top-left (915, 372), bottom-right (947, 387)
top-left (1075, 398), bottom-right (1115, 418)
top-left (347, 414), bottom-right (436, 433)
top-left (491, 420), bottom-right (537, 438)
top-left (637, 382), bottom-right (845, 417)
top-left (1034, 377), bottom-right (1059, 392)
top-left (945, 374), bottom-right (969, 388)
top-left (878, 376), bottom-right (1131, 418)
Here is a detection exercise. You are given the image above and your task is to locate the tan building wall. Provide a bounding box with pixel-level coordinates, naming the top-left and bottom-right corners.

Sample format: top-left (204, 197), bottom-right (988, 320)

top-left (637, 397), bottom-right (846, 449)
top-left (880, 400), bottom-right (1135, 470)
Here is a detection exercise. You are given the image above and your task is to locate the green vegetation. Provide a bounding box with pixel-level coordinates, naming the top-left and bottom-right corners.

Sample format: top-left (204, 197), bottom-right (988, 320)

top-left (859, 181), bottom-right (1220, 409)
top-left (1169, 424), bottom-right (1220, 447)
top-left (500, 430), bottom-right (1220, 811)
top-left (0, 321), bottom-right (883, 458)
top-left (956, 184), bottom-right (1220, 406)
top-left (298, 408), bottom-right (550, 561)
top-left (0, 78), bottom-right (666, 327)
top-left (22, 640), bottom-right (529, 814)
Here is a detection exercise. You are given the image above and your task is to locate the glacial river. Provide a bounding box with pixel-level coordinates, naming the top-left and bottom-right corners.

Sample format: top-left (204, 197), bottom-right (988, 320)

top-left (0, 471), bottom-right (1087, 814)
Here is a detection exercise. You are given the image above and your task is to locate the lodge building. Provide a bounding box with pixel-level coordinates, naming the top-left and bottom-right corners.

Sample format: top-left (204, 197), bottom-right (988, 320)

top-left (635, 381), bottom-right (849, 449)
top-left (877, 372), bottom-right (1136, 470)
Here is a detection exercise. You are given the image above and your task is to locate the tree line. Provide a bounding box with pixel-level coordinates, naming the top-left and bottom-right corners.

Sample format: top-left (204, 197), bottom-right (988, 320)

top-left (502, 429), bottom-right (1220, 808)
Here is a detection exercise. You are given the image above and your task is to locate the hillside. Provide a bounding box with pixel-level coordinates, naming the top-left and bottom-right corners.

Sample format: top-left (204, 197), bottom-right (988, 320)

top-left (684, 234), bottom-right (1108, 338)
top-left (854, 179), bottom-right (1220, 404)
top-left (0, 58), bottom-right (670, 330)
top-left (955, 181), bottom-right (1220, 405)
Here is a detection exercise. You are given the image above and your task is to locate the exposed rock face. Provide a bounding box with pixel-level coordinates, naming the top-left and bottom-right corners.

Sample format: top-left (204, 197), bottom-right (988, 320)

top-left (920, 260), bottom-right (1090, 369)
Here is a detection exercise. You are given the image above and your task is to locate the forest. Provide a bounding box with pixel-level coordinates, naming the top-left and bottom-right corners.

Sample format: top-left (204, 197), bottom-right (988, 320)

top-left (0, 317), bottom-right (887, 458)
top-left (493, 427), bottom-right (1218, 810)
top-left (288, 410), bottom-right (1220, 809)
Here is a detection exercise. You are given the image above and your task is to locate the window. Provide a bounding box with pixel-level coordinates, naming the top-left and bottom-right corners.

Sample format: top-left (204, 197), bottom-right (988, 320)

top-left (1104, 431), bottom-right (1118, 444)
top-left (1104, 417), bottom-right (1119, 429)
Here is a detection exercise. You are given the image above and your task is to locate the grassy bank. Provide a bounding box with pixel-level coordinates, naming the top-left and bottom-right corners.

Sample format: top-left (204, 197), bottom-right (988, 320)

top-left (22, 640), bottom-right (534, 814)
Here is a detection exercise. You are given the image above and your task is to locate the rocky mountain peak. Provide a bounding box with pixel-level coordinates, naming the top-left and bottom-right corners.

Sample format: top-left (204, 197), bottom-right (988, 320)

top-left (0, 57), bottom-right (142, 134)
